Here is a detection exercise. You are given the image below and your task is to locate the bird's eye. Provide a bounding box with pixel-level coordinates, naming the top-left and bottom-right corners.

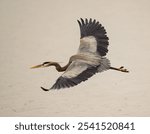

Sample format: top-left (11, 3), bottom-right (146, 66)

top-left (43, 62), bottom-right (49, 66)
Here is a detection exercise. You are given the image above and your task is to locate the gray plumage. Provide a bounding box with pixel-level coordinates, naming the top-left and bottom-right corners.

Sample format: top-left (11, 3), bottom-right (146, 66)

top-left (32, 18), bottom-right (129, 91)
top-left (49, 18), bottom-right (110, 89)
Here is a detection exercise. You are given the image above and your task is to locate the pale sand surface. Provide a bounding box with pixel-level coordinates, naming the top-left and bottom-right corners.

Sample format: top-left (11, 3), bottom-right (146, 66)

top-left (0, 0), bottom-right (150, 116)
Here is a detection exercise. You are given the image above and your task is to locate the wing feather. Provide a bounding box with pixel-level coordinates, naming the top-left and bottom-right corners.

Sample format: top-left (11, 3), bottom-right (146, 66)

top-left (41, 18), bottom-right (111, 91)
top-left (50, 60), bottom-right (98, 89)
top-left (77, 18), bottom-right (109, 56)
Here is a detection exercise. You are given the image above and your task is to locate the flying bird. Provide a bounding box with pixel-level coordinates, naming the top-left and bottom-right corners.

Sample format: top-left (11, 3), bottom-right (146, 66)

top-left (31, 18), bottom-right (129, 91)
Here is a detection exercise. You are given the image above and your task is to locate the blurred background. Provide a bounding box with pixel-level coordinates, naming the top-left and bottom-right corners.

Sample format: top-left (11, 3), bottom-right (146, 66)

top-left (0, 0), bottom-right (150, 116)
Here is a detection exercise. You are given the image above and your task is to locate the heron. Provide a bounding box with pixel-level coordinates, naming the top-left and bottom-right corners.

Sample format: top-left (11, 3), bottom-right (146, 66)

top-left (31, 18), bottom-right (129, 91)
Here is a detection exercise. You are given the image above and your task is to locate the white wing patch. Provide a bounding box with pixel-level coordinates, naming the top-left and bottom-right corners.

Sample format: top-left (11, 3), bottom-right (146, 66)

top-left (78, 36), bottom-right (97, 54)
top-left (62, 60), bottom-right (89, 78)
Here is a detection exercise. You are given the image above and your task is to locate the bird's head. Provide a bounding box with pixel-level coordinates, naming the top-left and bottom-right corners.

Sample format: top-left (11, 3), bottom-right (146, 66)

top-left (30, 62), bottom-right (55, 69)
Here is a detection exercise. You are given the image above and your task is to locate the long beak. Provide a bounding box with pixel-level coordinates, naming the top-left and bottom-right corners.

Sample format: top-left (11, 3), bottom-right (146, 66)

top-left (30, 64), bottom-right (44, 69)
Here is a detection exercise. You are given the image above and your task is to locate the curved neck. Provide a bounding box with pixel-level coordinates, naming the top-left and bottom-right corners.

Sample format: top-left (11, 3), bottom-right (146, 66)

top-left (51, 61), bottom-right (71, 72)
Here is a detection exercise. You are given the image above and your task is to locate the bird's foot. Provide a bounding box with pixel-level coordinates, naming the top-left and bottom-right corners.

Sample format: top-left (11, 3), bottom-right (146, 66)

top-left (110, 66), bottom-right (129, 73)
top-left (118, 66), bottom-right (129, 73)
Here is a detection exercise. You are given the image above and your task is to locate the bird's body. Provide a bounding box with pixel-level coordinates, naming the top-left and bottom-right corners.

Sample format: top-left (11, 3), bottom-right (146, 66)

top-left (31, 18), bottom-right (129, 91)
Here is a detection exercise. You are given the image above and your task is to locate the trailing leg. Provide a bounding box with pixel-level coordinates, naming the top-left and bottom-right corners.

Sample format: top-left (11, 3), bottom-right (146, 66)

top-left (110, 66), bottom-right (129, 73)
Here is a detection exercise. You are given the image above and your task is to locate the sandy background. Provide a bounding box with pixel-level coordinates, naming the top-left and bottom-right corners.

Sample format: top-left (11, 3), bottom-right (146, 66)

top-left (0, 0), bottom-right (150, 116)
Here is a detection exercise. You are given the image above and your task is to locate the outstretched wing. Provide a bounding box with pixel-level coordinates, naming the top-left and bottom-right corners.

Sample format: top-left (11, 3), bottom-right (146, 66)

top-left (47, 60), bottom-right (98, 90)
top-left (41, 18), bottom-right (110, 91)
top-left (77, 18), bottom-right (109, 56)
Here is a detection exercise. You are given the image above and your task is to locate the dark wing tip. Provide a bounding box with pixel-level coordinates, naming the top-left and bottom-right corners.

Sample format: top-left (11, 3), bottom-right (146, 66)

top-left (41, 86), bottom-right (50, 91)
top-left (50, 76), bottom-right (77, 90)
top-left (77, 19), bottom-right (81, 27)
top-left (77, 18), bottom-right (107, 38)
top-left (89, 18), bottom-right (92, 23)
top-left (85, 18), bottom-right (88, 24)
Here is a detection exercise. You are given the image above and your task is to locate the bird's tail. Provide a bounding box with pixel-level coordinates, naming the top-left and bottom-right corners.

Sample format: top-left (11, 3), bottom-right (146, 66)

top-left (98, 57), bottom-right (111, 72)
